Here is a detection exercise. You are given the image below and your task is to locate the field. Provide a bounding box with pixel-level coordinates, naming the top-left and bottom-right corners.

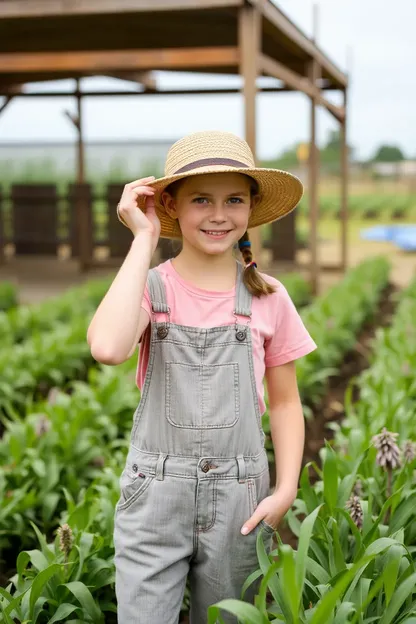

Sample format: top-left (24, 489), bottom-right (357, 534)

top-left (0, 194), bottom-right (416, 621)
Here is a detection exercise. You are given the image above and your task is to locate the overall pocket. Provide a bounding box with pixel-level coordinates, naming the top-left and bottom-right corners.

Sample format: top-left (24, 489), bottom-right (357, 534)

top-left (116, 463), bottom-right (154, 512)
top-left (252, 468), bottom-right (276, 535)
top-left (165, 361), bottom-right (240, 429)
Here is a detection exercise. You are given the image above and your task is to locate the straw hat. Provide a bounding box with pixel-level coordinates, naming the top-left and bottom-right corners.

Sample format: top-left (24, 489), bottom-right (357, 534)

top-left (118, 130), bottom-right (303, 239)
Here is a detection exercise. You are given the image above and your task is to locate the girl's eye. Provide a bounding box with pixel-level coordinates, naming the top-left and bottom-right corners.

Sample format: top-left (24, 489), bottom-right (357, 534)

top-left (193, 197), bottom-right (209, 204)
top-left (228, 197), bottom-right (243, 204)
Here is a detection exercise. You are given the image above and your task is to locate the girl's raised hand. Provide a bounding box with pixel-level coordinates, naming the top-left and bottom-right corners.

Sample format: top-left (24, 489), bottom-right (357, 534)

top-left (117, 176), bottom-right (161, 248)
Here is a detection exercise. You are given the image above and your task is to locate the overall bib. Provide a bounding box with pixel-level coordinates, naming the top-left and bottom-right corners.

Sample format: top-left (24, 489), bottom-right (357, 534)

top-left (114, 263), bottom-right (273, 623)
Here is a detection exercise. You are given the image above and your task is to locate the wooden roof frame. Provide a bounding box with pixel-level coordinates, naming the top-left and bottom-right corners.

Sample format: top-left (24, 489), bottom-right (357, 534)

top-left (0, 0), bottom-right (349, 292)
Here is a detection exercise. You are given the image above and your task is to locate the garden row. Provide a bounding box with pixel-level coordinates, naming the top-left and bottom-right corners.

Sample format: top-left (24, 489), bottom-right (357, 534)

top-left (297, 193), bottom-right (416, 220)
top-left (214, 276), bottom-right (416, 623)
top-left (0, 257), bottom-right (393, 623)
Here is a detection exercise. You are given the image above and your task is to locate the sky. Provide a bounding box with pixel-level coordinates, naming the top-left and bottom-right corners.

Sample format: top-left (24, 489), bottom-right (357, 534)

top-left (0, 0), bottom-right (414, 161)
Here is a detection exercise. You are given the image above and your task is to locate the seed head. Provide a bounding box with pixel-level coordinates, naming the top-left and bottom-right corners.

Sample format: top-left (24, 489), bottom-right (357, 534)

top-left (91, 455), bottom-right (106, 468)
top-left (346, 495), bottom-right (363, 529)
top-left (47, 386), bottom-right (60, 405)
top-left (57, 523), bottom-right (73, 561)
top-left (35, 414), bottom-right (51, 437)
top-left (403, 440), bottom-right (416, 464)
top-left (372, 428), bottom-right (402, 470)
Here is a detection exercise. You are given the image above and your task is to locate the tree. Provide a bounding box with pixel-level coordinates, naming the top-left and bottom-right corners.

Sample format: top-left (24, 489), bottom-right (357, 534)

top-left (372, 145), bottom-right (405, 162)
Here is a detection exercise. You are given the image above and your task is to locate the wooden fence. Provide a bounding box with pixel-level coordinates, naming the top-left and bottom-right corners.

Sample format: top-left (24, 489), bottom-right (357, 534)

top-left (0, 183), bottom-right (296, 268)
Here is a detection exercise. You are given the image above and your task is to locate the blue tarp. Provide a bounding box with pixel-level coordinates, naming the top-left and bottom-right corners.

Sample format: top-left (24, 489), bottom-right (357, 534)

top-left (360, 225), bottom-right (416, 250)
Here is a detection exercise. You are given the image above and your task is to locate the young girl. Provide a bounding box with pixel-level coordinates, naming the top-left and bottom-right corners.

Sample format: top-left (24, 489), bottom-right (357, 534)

top-left (87, 130), bottom-right (317, 624)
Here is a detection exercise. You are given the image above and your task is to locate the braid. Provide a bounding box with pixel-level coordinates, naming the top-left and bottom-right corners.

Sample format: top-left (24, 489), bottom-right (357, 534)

top-left (238, 231), bottom-right (276, 297)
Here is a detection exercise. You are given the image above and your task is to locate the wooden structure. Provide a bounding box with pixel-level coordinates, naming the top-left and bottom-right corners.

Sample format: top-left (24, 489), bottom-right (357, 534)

top-left (0, 0), bottom-right (348, 292)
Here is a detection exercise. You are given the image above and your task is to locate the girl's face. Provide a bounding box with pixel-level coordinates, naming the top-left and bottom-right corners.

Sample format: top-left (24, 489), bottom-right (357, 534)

top-left (162, 173), bottom-right (257, 256)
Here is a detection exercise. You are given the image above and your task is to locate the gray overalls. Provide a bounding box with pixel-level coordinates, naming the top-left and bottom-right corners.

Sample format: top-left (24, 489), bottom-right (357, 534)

top-left (114, 263), bottom-right (273, 624)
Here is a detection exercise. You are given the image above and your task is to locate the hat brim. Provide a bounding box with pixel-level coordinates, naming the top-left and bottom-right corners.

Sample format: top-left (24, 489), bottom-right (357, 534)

top-left (119, 165), bottom-right (303, 239)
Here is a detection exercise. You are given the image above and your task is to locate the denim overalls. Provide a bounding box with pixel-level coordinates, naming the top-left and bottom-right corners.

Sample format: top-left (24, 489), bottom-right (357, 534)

top-left (114, 262), bottom-right (273, 623)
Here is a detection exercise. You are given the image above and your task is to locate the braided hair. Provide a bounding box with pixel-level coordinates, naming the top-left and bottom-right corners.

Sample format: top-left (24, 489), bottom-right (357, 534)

top-left (238, 230), bottom-right (276, 297)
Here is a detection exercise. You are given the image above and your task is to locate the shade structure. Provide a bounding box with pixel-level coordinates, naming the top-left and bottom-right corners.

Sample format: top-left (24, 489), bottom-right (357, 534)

top-left (0, 0), bottom-right (349, 290)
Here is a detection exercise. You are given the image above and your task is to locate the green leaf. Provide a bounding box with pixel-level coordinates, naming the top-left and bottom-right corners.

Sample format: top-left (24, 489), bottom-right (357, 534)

top-left (48, 603), bottom-right (80, 623)
top-left (390, 492), bottom-right (416, 534)
top-left (383, 545), bottom-right (405, 607)
top-left (300, 464), bottom-right (319, 514)
top-left (379, 572), bottom-right (416, 624)
top-left (29, 564), bottom-right (62, 616)
top-left (62, 581), bottom-right (103, 622)
top-left (310, 554), bottom-right (377, 624)
top-left (323, 445), bottom-right (338, 514)
top-left (208, 600), bottom-right (269, 624)
top-left (296, 505), bottom-right (322, 603)
top-left (279, 545), bottom-right (299, 622)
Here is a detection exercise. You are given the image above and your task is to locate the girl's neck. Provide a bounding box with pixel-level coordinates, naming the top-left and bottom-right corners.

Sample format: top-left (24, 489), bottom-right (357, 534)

top-left (171, 244), bottom-right (237, 292)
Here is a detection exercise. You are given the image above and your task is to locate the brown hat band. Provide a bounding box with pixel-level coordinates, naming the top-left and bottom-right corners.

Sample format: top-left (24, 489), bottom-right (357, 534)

top-left (174, 158), bottom-right (250, 175)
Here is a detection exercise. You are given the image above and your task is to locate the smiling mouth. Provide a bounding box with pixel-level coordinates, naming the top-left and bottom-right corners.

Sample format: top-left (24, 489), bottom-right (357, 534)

top-left (201, 230), bottom-right (232, 237)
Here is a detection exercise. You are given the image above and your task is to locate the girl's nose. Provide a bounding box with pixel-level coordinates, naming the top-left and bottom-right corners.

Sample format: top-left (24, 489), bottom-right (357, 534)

top-left (209, 202), bottom-right (227, 222)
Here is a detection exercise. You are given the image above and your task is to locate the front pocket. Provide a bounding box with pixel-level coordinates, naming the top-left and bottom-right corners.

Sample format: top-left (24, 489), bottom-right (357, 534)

top-left (165, 361), bottom-right (239, 429)
top-left (116, 471), bottom-right (153, 512)
top-left (259, 519), bottom-right (275, 534)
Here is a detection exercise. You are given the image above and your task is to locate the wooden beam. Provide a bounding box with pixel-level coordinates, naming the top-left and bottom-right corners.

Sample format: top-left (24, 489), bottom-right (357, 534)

top-left (340, 88), bottom-right (348, 273)
top-left (0, 86), bottom-right (317, 97)
top-left (261, 54), bottom-right (345, 122)
top-left (0, 47), bottom-right (239, 73)
top-left (239, 4), bottom-right (262, 262)
top-left (250, 0), bottom-right (347, 88)
top-left (0, 0), bottom-right (243, 18)
top-left (308, 59), bottom-right (320, 296)
top-left (102, 71), bottom-right (157, 90)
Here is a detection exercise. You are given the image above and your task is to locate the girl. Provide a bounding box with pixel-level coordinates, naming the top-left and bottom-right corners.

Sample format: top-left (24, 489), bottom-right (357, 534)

top-left (87, 130), bottom-right (316, 624)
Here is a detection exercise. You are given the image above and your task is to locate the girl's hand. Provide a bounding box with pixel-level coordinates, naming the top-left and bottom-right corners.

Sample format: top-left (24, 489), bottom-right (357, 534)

top-left (117, 176), bottom-right (161, 247)
top-left (241, 488), bottom-right (296, 535)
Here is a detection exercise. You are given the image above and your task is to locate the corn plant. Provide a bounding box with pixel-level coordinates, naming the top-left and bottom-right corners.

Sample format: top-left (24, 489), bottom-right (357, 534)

top-left (0, 479), bottom-right (118, 624)
top-left (0, 361), bottom-right (138, 550)
top-left (297, 256), bottom-right (390, 408)
top-left (209, 445), bottom-right (416, 623)
top-left (262, 257), bottom-right (390, 459)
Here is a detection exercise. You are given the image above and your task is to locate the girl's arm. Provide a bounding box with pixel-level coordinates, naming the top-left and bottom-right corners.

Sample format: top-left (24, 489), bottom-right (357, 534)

top-left (87, 233), bottom-right (153, 365)
top-left (87, 177), bottom-right (160, 365)
top-left (241, 361), bottom-right (304, 535)
top-left (266, 361), bottom-right (305, 499)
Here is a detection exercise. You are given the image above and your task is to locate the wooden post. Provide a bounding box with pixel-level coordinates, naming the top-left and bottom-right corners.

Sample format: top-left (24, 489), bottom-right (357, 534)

top-left (76, 80), bottom-right (84, 185)
top-left (64, 79), bottom-right (92, 270)
top-left (239, 5), bottom-right (262, 263)
top-left (308, 60), bottom-right (320, 295)
top-left (340, 87), bottom-right (348, 272)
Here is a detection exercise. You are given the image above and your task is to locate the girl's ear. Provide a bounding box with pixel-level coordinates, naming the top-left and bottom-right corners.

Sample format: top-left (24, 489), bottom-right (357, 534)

top-left (161, 191), bottom-right (178, 220)
top-left (250, 193), bottom-right (261, 212)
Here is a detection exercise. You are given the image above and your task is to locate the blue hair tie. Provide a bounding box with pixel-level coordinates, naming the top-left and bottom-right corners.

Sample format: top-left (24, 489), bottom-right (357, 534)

top-left (239, 241), bottom-right (251, 248)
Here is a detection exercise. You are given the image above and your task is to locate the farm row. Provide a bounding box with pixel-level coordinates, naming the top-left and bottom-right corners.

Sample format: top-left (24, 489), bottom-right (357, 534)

top-left (297, 194), bottom-right (416, 220)
top-left (0, 258), bottom-right (414, 622)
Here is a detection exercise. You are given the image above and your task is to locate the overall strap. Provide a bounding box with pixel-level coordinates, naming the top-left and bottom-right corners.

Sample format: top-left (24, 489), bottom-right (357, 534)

top-left (147, 269), bottom-right (170, 315)
top-left (234, 262), bottom-right (253, 319)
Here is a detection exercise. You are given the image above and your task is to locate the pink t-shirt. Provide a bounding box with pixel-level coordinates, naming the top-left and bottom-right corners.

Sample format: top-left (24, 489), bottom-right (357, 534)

top-left (137, 260), bottom-right (316, 415)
